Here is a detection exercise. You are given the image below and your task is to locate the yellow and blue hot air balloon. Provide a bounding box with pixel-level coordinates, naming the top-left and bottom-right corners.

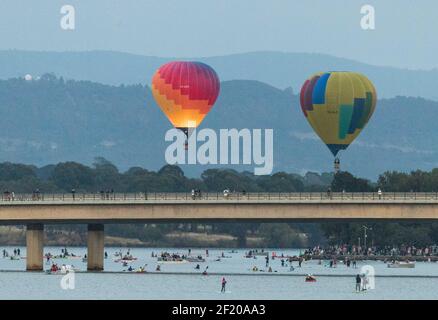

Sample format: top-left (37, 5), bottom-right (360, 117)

top-left (300, 71), bottom-right (377, 169)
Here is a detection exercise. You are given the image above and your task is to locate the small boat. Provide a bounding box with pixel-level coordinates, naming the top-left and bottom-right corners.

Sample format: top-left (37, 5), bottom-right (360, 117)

top-left (61, 265), bottom-right (79, 273)
top-left (387, 261), bottom-right (415, 268)
top-left (305, 275), bottom-right (317, 282)
top-left (135, 268), bottom-right (147, 273)
top-left (50, 255), bottom-right (82, 260)
top-left (114, 258), bottom-right (137, 264)
top-left (247, 250), bottom-right (268, 257)
top-left (271, 254), bottom-right (295, 260)
top-left (157, 253), bottom-right (186, 263)
top-left (186, 256), bottom-right (205, 263)
top-left (46, 264), bottom-right (79, 274)
top-left (157, 258), bottom-right (187, 264)
top-left (66, 256), bottom-right (82, 260)
top-left (135, 270), bottom-right (146, 273)
top-left (121, 255), bottom-right (137, 261)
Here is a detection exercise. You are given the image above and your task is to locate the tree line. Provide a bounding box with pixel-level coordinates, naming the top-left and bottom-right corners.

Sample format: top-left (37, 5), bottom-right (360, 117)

top-left (0, 157), bottom-right (333, 194)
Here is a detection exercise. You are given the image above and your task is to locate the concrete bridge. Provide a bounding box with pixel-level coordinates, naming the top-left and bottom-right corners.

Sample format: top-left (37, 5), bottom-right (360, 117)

top-left (2, 192), bottom-right (438, 271)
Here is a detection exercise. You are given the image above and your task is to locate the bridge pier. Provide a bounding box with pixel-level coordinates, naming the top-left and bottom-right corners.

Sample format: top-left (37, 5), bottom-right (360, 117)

top-left (26, 224), bottom-right (44, 271)
top-left (87, 224), bottom-right (104, 271)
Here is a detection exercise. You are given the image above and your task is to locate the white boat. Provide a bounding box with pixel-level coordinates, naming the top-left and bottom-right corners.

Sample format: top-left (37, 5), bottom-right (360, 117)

top-left (245, 250), bottom-right (269, 257)
top-left (387, 261), bottom-right (415, 268)
top-left (46, 264), bottom-right (79, 274)
top-left (157, 259), bottom-right (187, 264)
top-left (186, 256), bottom-right (205, 263)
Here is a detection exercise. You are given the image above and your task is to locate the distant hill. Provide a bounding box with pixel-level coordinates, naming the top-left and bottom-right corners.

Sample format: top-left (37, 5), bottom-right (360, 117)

top-left (1, 50), bottom-right (438, 100)
top-left (0, 75), bottom-right (436, 179)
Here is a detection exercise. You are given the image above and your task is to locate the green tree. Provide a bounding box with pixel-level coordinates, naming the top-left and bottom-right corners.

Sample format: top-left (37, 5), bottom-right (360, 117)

top-left (51, 162), bottom-right (95, 191)
top-left (331, 171), bottom-right (373, 192)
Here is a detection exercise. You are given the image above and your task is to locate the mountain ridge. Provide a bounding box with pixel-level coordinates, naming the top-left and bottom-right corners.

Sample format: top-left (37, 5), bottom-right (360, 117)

top-left (0, 75), bottom-right (436, 179)
top-left (1, 50), bottom-right (438, 100)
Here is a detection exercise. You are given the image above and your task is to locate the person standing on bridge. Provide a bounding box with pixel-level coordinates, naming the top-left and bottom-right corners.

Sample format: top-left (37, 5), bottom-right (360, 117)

top-left (378, 188), bottom-right (383, 200)
top-left (71, 188), bottom-right (76, 200)
top-left (327, 187), bottom-right (332, 199)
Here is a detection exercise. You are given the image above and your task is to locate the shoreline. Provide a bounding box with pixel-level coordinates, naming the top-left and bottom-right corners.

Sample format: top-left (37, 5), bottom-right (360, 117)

top-left (298, 255), bottom-right (438, 262)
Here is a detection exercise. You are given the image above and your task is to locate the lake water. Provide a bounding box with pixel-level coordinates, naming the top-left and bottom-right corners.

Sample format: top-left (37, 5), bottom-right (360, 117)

top-left (1, 246), bottom-right (437, 299)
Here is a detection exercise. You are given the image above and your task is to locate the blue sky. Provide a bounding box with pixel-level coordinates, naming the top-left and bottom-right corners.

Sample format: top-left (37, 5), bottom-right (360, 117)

top-left (0, 0), bottom-right (436, 69)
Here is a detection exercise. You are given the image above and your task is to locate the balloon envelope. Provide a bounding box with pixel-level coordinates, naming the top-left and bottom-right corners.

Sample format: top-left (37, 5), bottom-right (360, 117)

top-left (300, 71), bottom-right (377, 156)
top-left (151, 61), bottom-right (220, 130)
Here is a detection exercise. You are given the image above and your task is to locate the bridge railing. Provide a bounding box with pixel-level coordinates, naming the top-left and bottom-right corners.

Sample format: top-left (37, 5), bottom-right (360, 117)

top-left (1, 192), bottom-right (438, 202)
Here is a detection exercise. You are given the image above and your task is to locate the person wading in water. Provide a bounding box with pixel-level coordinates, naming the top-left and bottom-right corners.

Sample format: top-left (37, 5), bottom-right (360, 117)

top-left (355, 274), bottom-right (362, 292)
top-left (221, 277), bottom-right (227, 293)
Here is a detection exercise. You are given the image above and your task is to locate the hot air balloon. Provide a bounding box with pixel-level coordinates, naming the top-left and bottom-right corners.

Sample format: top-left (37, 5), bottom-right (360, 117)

top-left (151, 61), bottom-right (220, 148)
top-left (300, 71), bottom-right (377, 171)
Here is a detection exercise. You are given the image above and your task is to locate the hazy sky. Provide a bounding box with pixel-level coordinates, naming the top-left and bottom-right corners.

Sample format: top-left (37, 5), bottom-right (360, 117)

top-left (0, 0), bottom-right (436, 69)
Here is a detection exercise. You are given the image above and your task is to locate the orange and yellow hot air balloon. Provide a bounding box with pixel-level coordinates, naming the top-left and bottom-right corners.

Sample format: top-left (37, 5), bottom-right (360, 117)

top-left (151, 61), bottom-right (220, 144)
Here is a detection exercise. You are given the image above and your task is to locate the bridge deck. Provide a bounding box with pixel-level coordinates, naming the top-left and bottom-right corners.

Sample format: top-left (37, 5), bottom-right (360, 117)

top-left (0, 192), bottom-right (436, 223)
top-left (0, 192), bottom-right (438, 203)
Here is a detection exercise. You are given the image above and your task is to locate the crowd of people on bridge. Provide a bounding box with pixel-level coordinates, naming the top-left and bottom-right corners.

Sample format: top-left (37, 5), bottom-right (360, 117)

top-left (99, 189), bottom-right (115, 200)
top-left (3, 190), bottom-right (15, 201)
top-left (1, 188), bottom-right (122, 201)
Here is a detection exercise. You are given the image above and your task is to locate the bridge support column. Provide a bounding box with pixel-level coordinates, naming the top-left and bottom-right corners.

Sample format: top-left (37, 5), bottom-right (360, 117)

top-left (87, 224), bottom-right (104, 271)
top-left (26, 224), bottom-right (44, 271)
